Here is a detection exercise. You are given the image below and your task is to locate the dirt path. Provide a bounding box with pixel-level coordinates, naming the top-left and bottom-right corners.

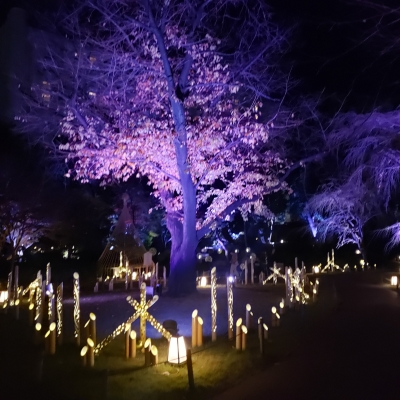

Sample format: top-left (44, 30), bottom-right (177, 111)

top-left (214, 272), bottom-right (400, 400)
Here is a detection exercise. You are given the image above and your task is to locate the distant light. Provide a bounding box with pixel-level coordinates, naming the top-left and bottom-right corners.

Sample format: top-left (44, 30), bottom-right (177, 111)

top-left (246, 247), bottom-right (251, 253)
top-left (197, 254), bottom-right (202, 260)
top-left (110, 246), bottom-right (114, 250)
top-left (217, 248), bottom-right (223, 254)
top-left (313, 266), bottom-right (320, 274)
top-left (200, 277), bottom-right (207, 287)
top-left (391, 276), bottom-right (398, 286)
top-left (280, 240), bottom-right (284, 244)
top-left (235, 249), bottom-right (239, 253)
top-left (355, 249), bottom-right (361, 254)
top-left (228, 276), bottom-right (234, 283)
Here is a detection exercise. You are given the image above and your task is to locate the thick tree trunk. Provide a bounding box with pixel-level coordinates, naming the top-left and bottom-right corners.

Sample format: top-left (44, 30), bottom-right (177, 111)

top-left (167, 215), bottom-right (198, 296)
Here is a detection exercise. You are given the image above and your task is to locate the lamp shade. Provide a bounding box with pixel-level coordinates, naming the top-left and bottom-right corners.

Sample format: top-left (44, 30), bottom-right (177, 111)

top-left (168, 336), bottom-right (187, 364)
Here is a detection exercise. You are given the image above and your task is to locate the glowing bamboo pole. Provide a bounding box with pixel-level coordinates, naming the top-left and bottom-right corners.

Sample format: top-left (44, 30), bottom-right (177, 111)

top-left (280, 299), bottom-right (285, 315)
top-left (15, 299), bottom-right (19, 319)
top-left (89, 313), bottom-right (96, 345)
top-left (140, 283), bottom-right (147, 344)
top-left (245, 304), bottom-right (253, 331)
top-left (241, 325), bottom-right (248, 351)
top-left (73, 272), bottom-right (80, 346)
top-left (125, 323), bottom-right (131, 359)
top-left (192, 309), bottom-right (198, 347)
top-left (48, 293), bottom-right (55, 323)
top-left (197, 316), bottom-right (203, 346)
top-left (150, 345), bottom-right (158, 366)
top-left (49, 322), bottom-right (56, 355)
top-left (235, 318), bottom-right (242, 350)
top-left (46, 263), bottom-right (51, 285)
top-left (14, 265), bottom-right (19, 303)
top-left (211, 267), bottom-right (217, 342)
top-left (227, 278), bottom-right (234, 339)
top-left (7, 272), bottom-right (12, 309)
top-left (144, 338), bottom-right (152, 367)
top-left (56, 283), bottom-right (63, 345)
top-left (263, 323), bottom-right (268, 340)
top-left (87, 338), bottom-right (95, 367)
top-left (35, 287), bottom-right (42, 324)
top-left (271, 307), bottom-right (277, 327)
top-left (129, 331), bottom-right (136, 358)
top-left (81, 346), bottom-right (88, 367)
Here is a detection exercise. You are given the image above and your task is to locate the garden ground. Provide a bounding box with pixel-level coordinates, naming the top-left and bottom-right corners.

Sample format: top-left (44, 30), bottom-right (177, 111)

top-left (0, 270), bottom-right (399, 399)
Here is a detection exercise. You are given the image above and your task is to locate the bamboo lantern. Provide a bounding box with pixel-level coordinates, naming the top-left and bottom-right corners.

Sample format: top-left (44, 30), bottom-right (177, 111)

top-left (280, 300), bottom-right (285, 315)
top-left (245, 304), bottom-right (253, 331)
top-left (235, 318), bottom-right (242, 350)
top-left (89, 313), bottom-right (96, 345)
top-left (129, 331), bottom-right (137, 358)
top-left (197, 316), bottom-right (203, 347)
top-left (150, 345), bottom-right (158, 366)
top-left (313, 288), bottom-right (317, 302)
top-left (48, 293), bottom-right (55, 323)
top-left (125, 323), bottom-right (131, 359)
top-left (34, 322), bottom-right (42, 346)
top-left (163, 266), bottom-right (167, 289)
top-left (84, 320), bottom-right (90, 343)
top-left (87, 338), bottom-right (95, 367)
top-left (192, 309), bottom-right (198, 348)
top-left (80, 346), bottom-right (88, 367)
top-left (211, 267), bottom-right (217, 342)
top-left (44, 330), bottom-right (50, 354)
top-left (263, 323), bottom-right (268, 340)
top-left (29, 303), bottom-right (34, 326)
top-left (56, 283), bottom-right (63, 345)
top-left (244, 261), bottom-right (248, 285)
top-left (49, 322), bottom-right (56, 354)
top-left (271, 307), bottom-right (277, 327)
top-left (46, 263), bottom-right (51, 285)
top-left (258, 317), bottom-right (264, 355)
top-left (241, 325), bottom-right (248, 351)
top-left (227, 277), bottom-right (234, 339)
top-left (144, 338), bottom-right (152, 367)
top-left (73, 272), bottom-right (80, 346)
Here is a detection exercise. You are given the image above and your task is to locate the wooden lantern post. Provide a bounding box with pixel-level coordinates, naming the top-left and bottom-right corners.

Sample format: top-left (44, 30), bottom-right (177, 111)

top-left (89, 313), bottom-right (96, 346)
top-left (144, 338), bottom-right (152, 367)
top-left (150, 345), bottom-right (158, 366)
top-left (125, 323), bottom-right (131, 359)
top-left (87, 338), bottom-right (95, 367)
top-left (49, 322), bottom-right (56, 355)
top-left (80, 346), bottom-right (88, 367)
top-left (245, 304), bottom-right (253, 331)
top-left (258, 317), bottom-right (264, 355)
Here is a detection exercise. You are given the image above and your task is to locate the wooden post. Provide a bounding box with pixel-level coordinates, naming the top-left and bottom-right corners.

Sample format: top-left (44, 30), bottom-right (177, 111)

top-left (87, 338), bottom-right (95, 367)
top-left (192, 310), bottom-right (198, 348)
top-left (48, 293), bottom-right (55, 323)
top-left (211, 267), bottom-right (217, 342)
top-left (73, 272), bottom-right (80, 346)
top-left (163, 266), bottom-right (167, 289)
top-left (84, 320), bottom-right (90, 343)
top-left (44, 330), bottom-right (50, 354)
top-left (271, 307), bottom-right (277, 327)
top-left (144, 338), bottom-right (152, 367)
top-left (150, 345), bottom-right (158, 366)
top-left (259, 272), bottom-right (265, 285)
top-left (245, 304), bottom-right (253, 331)
top-left (258, 317), bottom-right (264, 355)
top-left (49, 322), bottom-right (56, 355)
top-left (80, 346), bottom-right (88, 367)
top-left (6, 272), bottom-right (12, 310)
top-left (241, 325), bottom-right (248, 351)
top-left (125, 323), bottom-right (131, 359)
top-left (129, 331), bottom-right (137, 358)
top-left (186, 349), bottom-right (195, 391)
top-left (280, 300), bottom-right (285, 315)
top-left (244, 261), bottom-right (248, 285)
top-left (197, 317), bottom-right (203, 347)
top-left (235, 318), bottom-right (242, 350)
top-left (227, 277), bottom-right (234, 340)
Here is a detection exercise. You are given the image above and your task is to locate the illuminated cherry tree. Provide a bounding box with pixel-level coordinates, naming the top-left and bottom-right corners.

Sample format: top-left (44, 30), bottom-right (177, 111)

top-left (17, 0), bottom-right (312, 294)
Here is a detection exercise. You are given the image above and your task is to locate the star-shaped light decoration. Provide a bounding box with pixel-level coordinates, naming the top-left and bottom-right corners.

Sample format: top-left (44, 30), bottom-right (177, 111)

top-left (263, 263), bottom-right (285, 285)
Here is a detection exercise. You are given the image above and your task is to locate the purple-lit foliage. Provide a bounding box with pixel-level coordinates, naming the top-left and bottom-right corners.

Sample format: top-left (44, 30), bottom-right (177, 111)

top-left (16, 1), bottom-right (315, 294)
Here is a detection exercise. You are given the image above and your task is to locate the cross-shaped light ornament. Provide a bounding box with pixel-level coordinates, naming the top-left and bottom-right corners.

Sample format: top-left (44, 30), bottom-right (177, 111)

top-left (95, 283), bottom-right (171, 354)
top-left (264, 263), bottom-right (285, 285)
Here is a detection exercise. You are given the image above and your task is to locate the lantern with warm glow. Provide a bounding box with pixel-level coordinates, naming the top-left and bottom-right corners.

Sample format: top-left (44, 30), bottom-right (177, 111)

top-left (168, 336), bottom-right (187, 364)
top-left (200, 276), bottom-right (207, 287)
top-left (391, 276), bottom-right (398, 286)
top-left (0, 291), bottom-right (8, 303)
